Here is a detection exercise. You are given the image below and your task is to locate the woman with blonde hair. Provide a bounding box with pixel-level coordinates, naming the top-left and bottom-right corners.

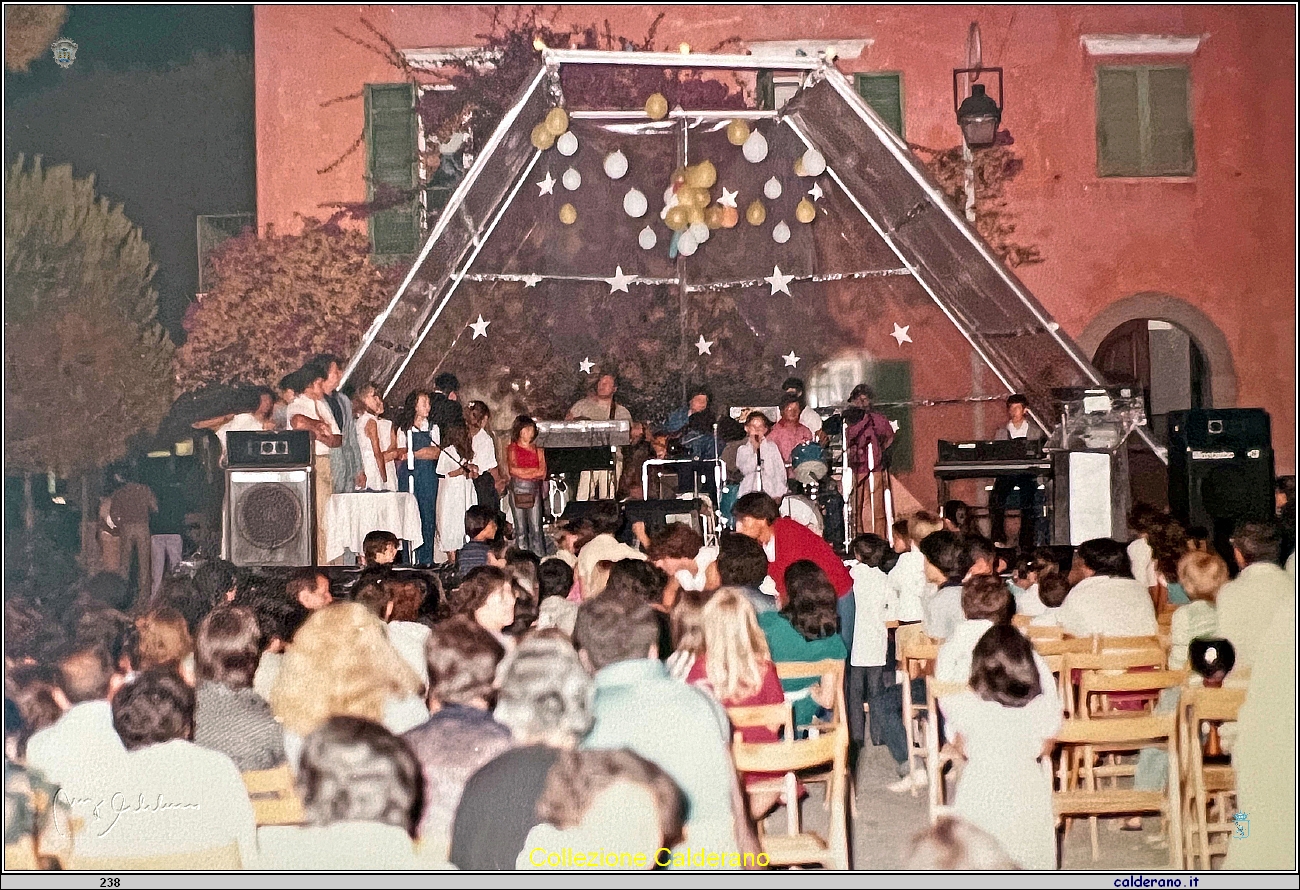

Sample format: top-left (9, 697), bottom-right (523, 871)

top-left (270, 601), bottom-right (425, 769)
top-left (134, 607), bottom-right (194, 682)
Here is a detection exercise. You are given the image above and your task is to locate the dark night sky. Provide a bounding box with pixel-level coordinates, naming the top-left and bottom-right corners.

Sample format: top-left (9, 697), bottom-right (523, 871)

top-left (5, 5), bottom-right (255, 339)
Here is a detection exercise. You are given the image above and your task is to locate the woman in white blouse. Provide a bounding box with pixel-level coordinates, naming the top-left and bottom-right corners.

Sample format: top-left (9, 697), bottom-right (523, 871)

top-left (735, 411), bottom-right (787, 498)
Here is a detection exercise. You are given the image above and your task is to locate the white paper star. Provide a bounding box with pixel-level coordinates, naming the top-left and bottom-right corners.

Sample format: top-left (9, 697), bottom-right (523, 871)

top-left (695, 335), bottom-right (714, 356)
top-left (521, 273), bottom-right (542, 288)
top-left (470, 315), bottom-right (490, 339)
top-left (889, 419), bottom-right (901, 433)
top-left (782, 351), bottom-right (800, 368)
top-left (765, 265), bottom-right (795, 296)
top-left (536, 171), bottom-right (556, 196)
top-left (579, 357), bottom-right (595, 374)
top-left (605, 266), bottom-right (635, 294)
top-left (718, 187), bottom-right (738, 208)
top-left (808, 182), bottom-right (824, 201)
top-left (890, 323), bottom-right (913, 346)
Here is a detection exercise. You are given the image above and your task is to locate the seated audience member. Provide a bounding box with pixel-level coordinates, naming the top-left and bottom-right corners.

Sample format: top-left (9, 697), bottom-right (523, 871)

top-left (146, 575), bottom-right (209, 637)
top-left (890, 511), bottom-right (944, 623)
top-left (575, 590), bottom-right (742, 857)
top-left (757, 561), bottom-right (849, 727)
top-left (1010, 548), bottom-right (1061, 618)
top-left (905, 815), bottom-right (1018, 870)
top-left (96, 667), bottom-right (257, 866)
top-left (664, 589), bottom-right (710, 682)
top-left (354, 570), bottom-right (431, 687)
top-left (710, 530), bottom-right (776, 615)
top-left (1215, 519), bottom-right (1292, 673)
top-left (271, 602), bottom-right (425, 768)
top-left (193, 606), bottom-right (285, 771)
top-left (134, 607), bottom-right (195, 679)
top-left (551, 518), bottom-right (596, 570)
top-left (963, 535), bottom-right (998, 577)
top-left (918, 531), bottom-right (971, 641)
top-left (363, 530), bottom-right (400, 568)
top-left (6, 667), bottom-right (65, 757)
top-left (891, 519), bottom-right (911, 555)
top-left (535, 559), bottom-right (578, 635)
top-left (603, 558), bottom-right (674, 657)
top-left (286, 567), bottom-right (333, 612)
top-left (646, 522), bottom-right (718, 594)
top-left (256, 717), bottom-right (428, 869)
top-left (941, 500), bottom-right (971, 535)
top-left (941, 626), bottom-right (1060, 870)
top-left (519, 748), bottom-right (686, 870)
top-left (1027, 574), bottom-right (1072, 628)
top-left (403, 617), bottom-right (512, 859)
top-left (236, 585), bottom-right (309, 702)
top-left (1126, 502), bottom-right (1166, 601)
top-left (451, 634), bottom-right (595, 871)
top-left (1148, 516), bottom-right (1193, 607)
top-left (574, 501), bottom-right (645, 597)
top-left (458, 506), bottom-right (499, 579)
top-left (448, 567), bottom-right (519, 647)
top-left (847, 534), bottom-right (899, 759)
top-left (1057, 538), bottom-right (1158, 638)
top-left (4, 696), bottom-right (75, 869)
top-left (193, 559), bottom-right (239, 609)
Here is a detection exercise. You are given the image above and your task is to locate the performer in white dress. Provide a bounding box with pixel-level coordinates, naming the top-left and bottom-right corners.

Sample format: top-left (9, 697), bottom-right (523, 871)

top-left (354, 384), bottom-right (400, 491)
top-left (942, 624), bottom-right (1061, 870)
top-left (435, 421), bottom-right (478, 561)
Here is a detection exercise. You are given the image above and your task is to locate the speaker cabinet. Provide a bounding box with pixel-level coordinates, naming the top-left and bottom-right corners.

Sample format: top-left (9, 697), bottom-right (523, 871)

top-left (224, 468), bottom-right (313, 567)
top-left (225, 430), bottom-right (312, 468)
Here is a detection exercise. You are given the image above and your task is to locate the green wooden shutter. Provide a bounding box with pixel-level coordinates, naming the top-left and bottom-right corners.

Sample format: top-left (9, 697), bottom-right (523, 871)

top-left (1097, 67), bottom-right (1141, 176)
top-left (365, 83), bottom-right (418, 256)
top-left (1146, 67), bottom-right (1194, 176)
top-left (757, 70), bottom-right (775, 111)
top-left (855, 73), bottom-right (904, 137)
top-left (870, 360), bottom-right (913, 472)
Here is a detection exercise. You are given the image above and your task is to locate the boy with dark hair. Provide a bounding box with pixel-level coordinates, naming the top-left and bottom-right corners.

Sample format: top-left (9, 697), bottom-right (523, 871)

top-left (847, 532), bottom-right (899, 762)
top-left (458, 506), bottom-right (500, 579)
top-left (363, 530), bottom-right (400, 567)
top-left (536, 559), bottom-right (578, 635)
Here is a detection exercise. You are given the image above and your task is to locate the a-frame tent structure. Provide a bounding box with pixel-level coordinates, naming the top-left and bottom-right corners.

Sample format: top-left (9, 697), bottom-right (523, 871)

top-left (343, 49), bottom-right (1162, 464)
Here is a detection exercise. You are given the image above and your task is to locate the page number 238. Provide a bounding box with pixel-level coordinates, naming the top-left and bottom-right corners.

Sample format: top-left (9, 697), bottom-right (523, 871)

top-left (100, 879), bottom-right (121, 888)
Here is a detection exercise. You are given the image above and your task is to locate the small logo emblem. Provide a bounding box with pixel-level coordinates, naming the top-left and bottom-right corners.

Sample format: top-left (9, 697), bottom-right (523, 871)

top-left (51, 38), bottom-right (78, 68)
top-left (1232, 812), bottom-right (1249, 839)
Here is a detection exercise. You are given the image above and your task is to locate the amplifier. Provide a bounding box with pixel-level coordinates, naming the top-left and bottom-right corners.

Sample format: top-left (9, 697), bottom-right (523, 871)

top-left (226, 430), bottom-right (312, 467)
top-left (937, 439), bottom-right (1044, 463)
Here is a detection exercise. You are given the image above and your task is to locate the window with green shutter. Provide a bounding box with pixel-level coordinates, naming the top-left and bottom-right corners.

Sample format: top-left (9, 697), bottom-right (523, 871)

top-left (1096, 65), bottom-right (1194, 177)
top-left (870, 360), bottom-right (913, 472)
top-left (855, 72), bottom-right (904, 138)
top-left (364, 83), bottom-right (419, 257)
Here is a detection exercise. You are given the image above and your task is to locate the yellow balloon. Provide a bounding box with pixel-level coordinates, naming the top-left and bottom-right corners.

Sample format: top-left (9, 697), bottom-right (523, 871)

top-left (680, 186), bottom-right (708, 208)
top-left (664, 205), bottom-right (689, 231)
top-left (559, 203), bottom-right (577, 225)
top-left (793, 155), bottom-right (807, 177)
top-left (726, 119), bottom-right (750, 146)
top-left (530, 123), bottom-right (555, 151)
top-left (696, 159), bottom-right (717, 188)
top-left (745, 200), bottom-right (766, 226)
top-left (795, 198), bottom-right (817, 224)
top-left (704, 205), bottom-right (726, 229)
top-left (544, 107), bottom-right (569, 137)
top-left (686, 206), bottom-right (705, 226)
top-left (646, 93), bottom-right (669, 120)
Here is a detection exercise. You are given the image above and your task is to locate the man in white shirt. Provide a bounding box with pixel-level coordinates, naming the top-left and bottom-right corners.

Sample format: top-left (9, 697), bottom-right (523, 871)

top-left (574, 501), bottom-right (645, 597)
top-left (287, 364), bottom-right (342, 563)
top-left (1217, 520), bottom-right (1293, 673)
top-left (567, 372), bottom-right (633, 501)
top-left (1057, 538), bottom-right (1158, 638)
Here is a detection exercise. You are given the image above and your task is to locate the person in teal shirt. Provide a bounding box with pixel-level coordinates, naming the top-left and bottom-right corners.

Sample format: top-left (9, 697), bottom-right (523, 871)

top-left (757, 560), bottom-right (848, 726)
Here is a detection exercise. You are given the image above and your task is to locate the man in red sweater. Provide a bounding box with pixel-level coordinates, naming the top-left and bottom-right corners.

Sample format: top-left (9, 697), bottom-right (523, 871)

top-left (732, 492), bottom-right (852, 601)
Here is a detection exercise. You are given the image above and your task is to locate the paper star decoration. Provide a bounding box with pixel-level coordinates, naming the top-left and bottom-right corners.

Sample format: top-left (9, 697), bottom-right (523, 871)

top-left (782, 351), bottom-right (801, 368)
top-left (765, 265), bottom-right (795, 296)
top-left (718, 187), bottom-right (738, 208)
top-left (470, 315), bottom-right (491, 339)
top-left (808, 182), bottom-right (824, 201)
top-left (889, 419), bottom-right (901, 433)
top-left (536, 171), bottom-right (556, 196)
top-left (605, 266), bottom-right (635, 293)
top-left (695, 335), bottom-right (714, 356)
top-left (579, 357), bottom-right (595, 374)
top-left (890, 323), bottom-right (913, 346)
top-left (521, 273), bottom-right (542, 288)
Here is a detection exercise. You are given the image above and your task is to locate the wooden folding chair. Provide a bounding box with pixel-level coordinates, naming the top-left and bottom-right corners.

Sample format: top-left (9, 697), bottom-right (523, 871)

top-left (1060, 648), bottom-right (1167, 718)
top-left (1053, 713), bottom-right (1183, 868)
top-left (1078, 669), bottom-right (1188, 720)
top-left (896, 624), bottom-right (939, 794)
top-left (1011, 613), bottom-right (1033, 629)
top-left (773, 660), bottom-right (855, 817)
top-left (242, 763), bottom-right (306, 826)
top-left (1179, 686), bottom-right (1246, 869)
top-left (1025, 623), bottom-right (1065, 642)
top-left (732, 722), bottom-right (850, 870)
top-left (924, 678), bottom-right (968, 823)
top-left (1090, 635), bottom-right (1167, 654)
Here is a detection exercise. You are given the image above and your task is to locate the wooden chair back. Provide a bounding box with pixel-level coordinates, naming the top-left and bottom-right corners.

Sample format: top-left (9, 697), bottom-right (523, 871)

top-left (924, 678), bottom-right (969, 822)
top-left (728, 702), bottom-right (795, 741)
top-left (1078, 669), bottom-right (1189, 719)
top-left (775, 659), bottom-right (846, 726)
top-left (1061, 649), bottom-right (1166, 716)
top-left (1011, 613), bottom-right (1032, 629)
top-left (1034, 637), bottom-right (1093, 658)
top-left (1025, 623), bottom-right (1065, 642)
top-left (1090, 635), bottom-right (1166, 653)
top-left (1179, 685), bottom-right (1246, 868)
top-left (243, 764), bottom-right (306, 826)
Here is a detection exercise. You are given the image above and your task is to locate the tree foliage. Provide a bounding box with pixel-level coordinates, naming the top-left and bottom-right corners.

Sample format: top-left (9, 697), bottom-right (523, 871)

top-left (4, 155), bottom-right (175, 475)
top-left (174, 218), bottom-right (396, 390)
top-left (4, 5), bottom-right (67, 73)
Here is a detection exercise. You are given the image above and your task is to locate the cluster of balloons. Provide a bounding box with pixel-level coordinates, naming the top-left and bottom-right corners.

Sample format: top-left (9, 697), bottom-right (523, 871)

top-left (658, 159), bottom-right (739, 257)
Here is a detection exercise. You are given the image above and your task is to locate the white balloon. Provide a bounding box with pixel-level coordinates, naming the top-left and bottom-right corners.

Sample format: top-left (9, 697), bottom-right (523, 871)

top-left (623, 188), bottom-right (648, 218)
top-left (677, 230), bottom-right (698, 256)
top-left (604, 150), bottom-right (629, 180)
top-left (556, 131), bottom-right (579, 156)
top-left (638, 226), bottom-right (658, 250)
top-left (763, 176), bottom-right (783, 200)
top-left (800, 147), bottom-right (826, 177)
top-left (663, 185), bottom-right (676, 205)
top-left (688, 221), bottom-right (710, 243)
top-left (742, 129), bottom-right (768, 163)
top-left (772, 220), bottom-right (791, 244)
top-left (562, 167), bottom-right (582, 191)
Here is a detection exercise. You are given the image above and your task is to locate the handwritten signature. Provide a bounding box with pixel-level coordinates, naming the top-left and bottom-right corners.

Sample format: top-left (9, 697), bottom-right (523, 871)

top-left (54, 790), bottom-right (200, 837)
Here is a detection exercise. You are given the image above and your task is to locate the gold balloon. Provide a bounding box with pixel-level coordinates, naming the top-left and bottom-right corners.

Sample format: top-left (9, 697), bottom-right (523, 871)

top-left (664, 205), bottom-right (689, 231)
top-left (793, 155), bottom-right (807, 177)
top-left (559, 203), bottom-right (577, 225)
top-left (544, 107), bottom-right (569, 136)
top-left (645, 93), bottom-right (669, 120)
top-left (686, 206), bottom-right (705, 226)
top-left (696, 159), bottom-right (717, 188)
top-left (721, 206), bottom-right (740, 228)
top-left (670, 166), bottom-right (688, 187)
top-left (726, 119), bottom-right (750, 146)
top-left (795, 197), bottom-right (817, 224)
top-left (530, 123), bottom-right (556, 151)
top-left (684, 163), bottom-right (706, 189)
top-left (704, 205), bottom-right (726, 229)
top-left (680, 186), bottom-right (708, 208)
top-left (745, 200), bottom-right (766, 226)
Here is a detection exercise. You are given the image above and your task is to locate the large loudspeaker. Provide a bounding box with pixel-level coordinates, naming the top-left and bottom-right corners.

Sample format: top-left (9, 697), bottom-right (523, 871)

top-left (1168, 409), bottom-right (1274, 544)
top-left (225, 468), bottom-right (313, 567)
top-left (226, 430), bottom-right (311, 467)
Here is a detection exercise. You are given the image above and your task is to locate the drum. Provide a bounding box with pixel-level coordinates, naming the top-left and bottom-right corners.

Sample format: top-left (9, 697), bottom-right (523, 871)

top-left (791, 441), bottom-right (829, 487)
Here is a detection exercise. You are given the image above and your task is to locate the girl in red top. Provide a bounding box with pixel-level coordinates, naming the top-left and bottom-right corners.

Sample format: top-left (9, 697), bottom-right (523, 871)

top-left (506, 415), bottom-right (548, 556)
